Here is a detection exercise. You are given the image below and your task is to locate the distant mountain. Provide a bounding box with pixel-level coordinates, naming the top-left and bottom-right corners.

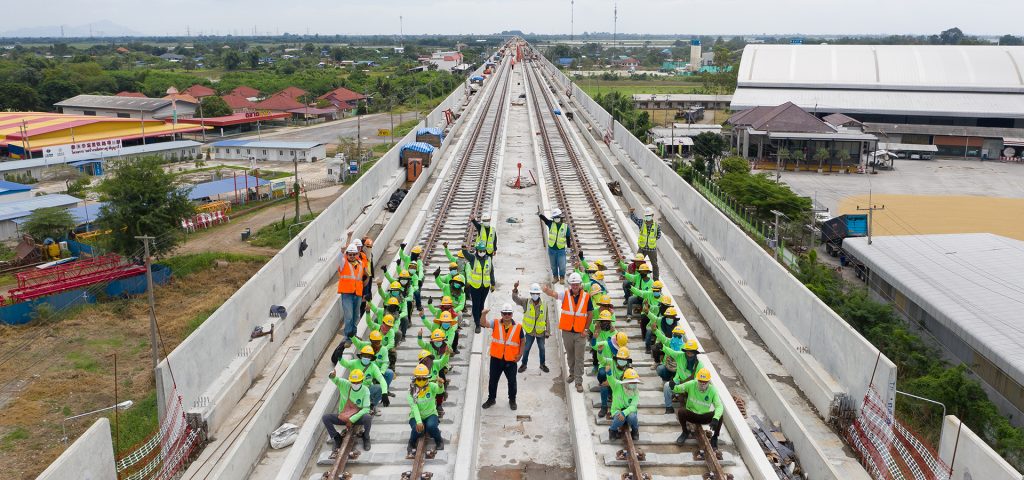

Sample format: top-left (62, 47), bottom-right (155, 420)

top-left (1, 20), bottom-right (141, 38)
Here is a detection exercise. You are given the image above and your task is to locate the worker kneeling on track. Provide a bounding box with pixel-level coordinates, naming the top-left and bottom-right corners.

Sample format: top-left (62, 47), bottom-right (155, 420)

top-left (608, 368), bottom-right (641, 441)
top-left (323, 369), bottom-right (373, 453)
top-left (337, 343), bottom-right (393, 414)
top-left (407, 363), bottom-right (446, 455)
top-left (673, 368), bottom-right (724, 448)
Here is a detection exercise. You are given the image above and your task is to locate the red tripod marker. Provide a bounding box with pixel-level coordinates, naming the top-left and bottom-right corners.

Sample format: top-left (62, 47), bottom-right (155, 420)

top-left (515, 163), bottom-right (522, 189)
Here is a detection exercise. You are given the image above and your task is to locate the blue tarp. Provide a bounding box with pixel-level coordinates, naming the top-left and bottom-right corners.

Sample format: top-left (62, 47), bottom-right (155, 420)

top-left (470, 75), bottom-right (484, 81)
top-left (188, 176), bottom-right (270, 200)
top-left (400, 142), bottom-right (435, 155)
top-left (416, 127), bottom-right (445, 138)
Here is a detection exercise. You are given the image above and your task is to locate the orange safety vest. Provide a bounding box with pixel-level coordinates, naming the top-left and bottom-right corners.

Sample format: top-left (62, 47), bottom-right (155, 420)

top-left (359, 252), bottom-right (372, 277)
top-left (337, 258), bottom-right (365, 296)
top-left (489, 319), bottom-right (522, 361)
top-left (559, 290), bottom-right (590, 333)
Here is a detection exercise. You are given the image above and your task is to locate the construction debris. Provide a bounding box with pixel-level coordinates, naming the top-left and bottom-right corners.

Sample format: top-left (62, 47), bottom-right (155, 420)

top-left (752, 416), bottom-right (802, 479)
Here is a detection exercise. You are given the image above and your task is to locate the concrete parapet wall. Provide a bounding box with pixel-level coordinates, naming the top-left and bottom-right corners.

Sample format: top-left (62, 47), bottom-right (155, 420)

top-left (940, 415), bottom-right (1023, 480)
top-left (36, 418), bottom-right (116, 480)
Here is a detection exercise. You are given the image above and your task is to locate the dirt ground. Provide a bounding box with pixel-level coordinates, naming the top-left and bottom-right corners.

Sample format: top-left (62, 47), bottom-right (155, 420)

top-left (838, 194), bottom-right (1024, 241)
top-left (0, 259), bottom-right (265, 480)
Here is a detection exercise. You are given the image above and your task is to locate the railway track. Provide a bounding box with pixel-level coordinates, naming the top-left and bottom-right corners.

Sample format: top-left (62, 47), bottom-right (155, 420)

top-left (305, 47), bottom-right (514, 480)
top-left (523, 51), bottom-right (744, 480)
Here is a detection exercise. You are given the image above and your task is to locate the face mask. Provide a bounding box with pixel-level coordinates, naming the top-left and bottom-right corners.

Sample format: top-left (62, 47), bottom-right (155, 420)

top-left (387, 306), bottom-right (398, 313)
top-left (625, 384), bottom-right (639, 395)
top-left (482, 222), bottom-right (490, 228)
top-left (669, 336), bottom-right (683, 351)
top-left (685, 351), bottom-right (696, 359)
top-left (530, 294), bottom-right (540, 301)
top-left (381, 325), bottom-right (391, 334)
top-left (360, 358), bottom-right (371, 366)
top-left (554, 217), bottom-right (562, 223)
top-left (414, 379), bottom-right (428, 387)
top-left (351, 383), bottom-right (363, 391)
top-left (653, 291), bottom-right (661, 298)
top-left (698, 382), bottom-right (710, 393)
top-left (400, 278), bottom-right (409, 285)
top-left (600, 322), bottom-right (611, 331)
top-left (441, 323), bottom-right (451, 330)
top-left (664, 317), bottom-right (675, 325)
top-left (616, 359), bottom-right (628, 367)
top-left (432, 341), bottom-right (443, 348)
top-left (453, 284), bottom-right (463, 290)
top-left (644, 215), bottom-right (653, 222)
top-left (477, 251), bottom-right (486, 257)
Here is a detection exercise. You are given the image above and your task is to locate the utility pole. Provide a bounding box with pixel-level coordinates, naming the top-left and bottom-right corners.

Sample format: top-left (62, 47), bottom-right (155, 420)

top-left (857, 198), bottom-right (885, 245)
top-left (613, 3), bottom-right (618, 47)
top-left (293, 158), bottom-right (300, 222)
top-left (136, 236), bottom-right (160, 372)
top-left (570, 0), bottom-right (575, 42)
top-left (770, 210), bottom-right (785, 247)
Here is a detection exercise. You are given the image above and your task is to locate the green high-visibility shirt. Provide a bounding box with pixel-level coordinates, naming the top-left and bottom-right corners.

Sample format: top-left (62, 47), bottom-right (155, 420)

top-left (408, 381), bottom-right (445, 423)
top-left (434, 277), bottom-right (467, 311)
top-left (330, 376), bottom-right (371, 423)
top-left (607, 374), bottom-right (640, 417)
top-left (337, 357), bottom-right (388, 395)
top-left (673, 379), bottom-right (723, 420)
top-left (350, 336), bottom-right (393, 373)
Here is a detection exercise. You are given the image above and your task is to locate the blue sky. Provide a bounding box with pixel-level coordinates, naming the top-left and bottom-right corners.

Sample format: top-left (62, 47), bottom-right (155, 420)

top-left (5, 0), bottom-right (1021, 37)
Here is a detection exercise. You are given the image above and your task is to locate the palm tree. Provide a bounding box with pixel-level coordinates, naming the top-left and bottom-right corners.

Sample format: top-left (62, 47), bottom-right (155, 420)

top-left (814, 147), bottom-right (830, 172)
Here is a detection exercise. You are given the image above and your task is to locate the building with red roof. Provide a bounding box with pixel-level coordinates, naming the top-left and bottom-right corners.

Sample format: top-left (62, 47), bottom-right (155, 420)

top-left (318, 86), bottom-right (366, 112)
top-left (275, 86), bottom-right (308, 100)
top-left (254, 93), bottom-right (306, 113)
top-left (183, 84), bottom-right (216, 99)
top-left (220, 93), bottom-right (257, 112)
top-left (115, 91), bottom-right (147, 98)
top-left (229, 86), bottom-right (261, 99)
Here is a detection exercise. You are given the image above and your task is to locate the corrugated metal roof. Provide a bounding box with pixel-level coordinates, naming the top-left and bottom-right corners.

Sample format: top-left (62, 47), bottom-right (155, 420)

top-left (210, 140), bottom-right (324, 149)
top-left (0, 194), bottom-right (80, 221)
top-left (845, 233), bottom-right (1024, 390)
top-left (737, 45), bottom-right (1024, 93)
top-left (731, 87), bottom-right (1024, 119)
top-left (0, 180), bottom-right (33, 195)
top-left (54, 94), bottom-right (172, 111)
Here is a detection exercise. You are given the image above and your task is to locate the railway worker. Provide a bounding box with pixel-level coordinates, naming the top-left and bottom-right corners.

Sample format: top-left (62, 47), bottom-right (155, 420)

top-left (480, 303), bottom-right (524, 410)
top-left (653, 331), bottom-right (702, 415)
top-left (398, 243), bottom-right (425, 272)
top-left (367, 313), bottom-right (399, 371)
top-left (385, 269), bottom-right (424, 318)
top-left (463, 242), bottom-right (495, 333)
top-left (351, 237), bottom-right (373, 317)
top-left (646, 301), bottom-right (679, 361)
top-left (673, 368), bottom-right (724, 448)
top-left (630, 280), bottom-right (664, 315)
top-left (619, 253), bottom-right (648, 304)
top-left (588, 310), bottom-right (616, 376)
top-left (443, 242), bottom-right (468, 278)
top-left (512, 281), bottom-right (549, 373)
top-left (629, 207), bottom-right (663, 280)
top-left (350, 330), bottom-right (396, 398)
top-left (621, 263), bottom-right (653, 323)
top-left (538, 208), bottom-right (571, 283)
top-left (407, 363), bottom-right (446, 454)
top-left (427, 299), bottom-right (464, 354)
top-left (417, 328), bottom-right (455, 362)
top-left (597, 346), bottom-right (632, 419)
top-left (336, 345), bottom-right (391, 414)
top-left (608, 367), bottom-right (641, 441)
top-left (324, 369), bottom-right (373, 453)
top-left (434, 272), bottom-right (468, 317)
top-left (472, 214), bottom-right (498, 257)
top-left (337, 242), bottom-right (368, 346)
top-left (542, 273), bottom-right (593, 393)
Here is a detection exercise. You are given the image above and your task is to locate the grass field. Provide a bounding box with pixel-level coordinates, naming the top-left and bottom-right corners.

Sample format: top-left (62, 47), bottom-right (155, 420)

top-left (578, 80), bottom-right (702, 98)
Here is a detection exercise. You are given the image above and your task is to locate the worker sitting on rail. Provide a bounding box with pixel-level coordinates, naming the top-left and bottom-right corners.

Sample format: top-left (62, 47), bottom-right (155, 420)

top-left (472, 214), bottom-right (498, 257)
top-left (629, 207), bottom-right (663, 280)
top-left (399, 244), bottom-right (426, 312)
top-left (512, 281), bottom-right (549, 373)
top-left (443, 243), bottom-right (468, 278)
top-left (647, 303), bottom-right (680, 363)
top-left (427, 298), bottom-right (464, 354)
top-left (621, 263), bottom-right (653, 323)
top-left (417, 328), bottom-right (455, 361)
top-left (653, 331), bottom-right (702, 415)
top-left (407, 363), bottom-right (446, 455)
top-left (434, 260), bottom-right (460, 287)
top-left (618, 253), bottom-right (647, 301)
top-left (351, 328), bottom-right (396, 381)
top-left (463, 242), bottom-right (495, 333)
top-left (370, 313), bottom-right (399, 371)
top-left (375, 280), bottom-right (410, 340)
top-left (596, 346), bottom-right (632, 419)
top-left (399, 243), bottom-right (425, 273)
top-left (630, 279), bottom-right (664, 319)
top-left (324, 368), bottom-right (373, 453)
top-left (417, 347), bottom-right (451, 416)
top-left (608, 368), bottom-right (641, 441)
top-left (588, 309), bottom-right (617, 376)
top-left (385, 268), bottom-right (425, 319)
top-left (673, 368), bottom-right (724, 448)
top-left (538, 208), bottom-right (571, 283)
top-left (337, 345), bottom-right (392, 414)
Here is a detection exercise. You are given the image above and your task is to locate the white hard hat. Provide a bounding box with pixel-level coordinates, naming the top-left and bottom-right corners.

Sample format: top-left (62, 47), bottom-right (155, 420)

top-left (552, 208), bottom-right (563, 217)
top-left (644, 207), bottom-right (654, 217)
top-left (482, 213), bottom-right (492, 222)
top-left (568, 273), bottom-right (583, 284)
top-left (353, 238), bottom-right (363, 247)
top-left (529, 283), bottom-right (542, 294)
top-left (346, 244), bottom-right (359, 253)
top-left (500, 303), bottom-right (514, 313)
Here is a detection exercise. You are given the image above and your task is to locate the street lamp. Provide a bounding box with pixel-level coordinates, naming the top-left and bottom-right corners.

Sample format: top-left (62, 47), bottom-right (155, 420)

top-left (62, 400), bottom-right (134, 443)
top-left (166, 86), bottom-right (179, 136)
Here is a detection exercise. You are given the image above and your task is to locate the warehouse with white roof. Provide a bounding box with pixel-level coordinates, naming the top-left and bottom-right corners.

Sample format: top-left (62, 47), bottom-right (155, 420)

top-left (210, 140), bottom-right (326, 162)
top-left (845, 233), bottom-right (1024, 424)
top-left (731, 45), bottom-right (1024, 159)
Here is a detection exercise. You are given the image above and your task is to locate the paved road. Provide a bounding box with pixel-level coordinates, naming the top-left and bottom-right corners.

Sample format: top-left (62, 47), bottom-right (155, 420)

top-left (238, 112), bottom-right (421, 145)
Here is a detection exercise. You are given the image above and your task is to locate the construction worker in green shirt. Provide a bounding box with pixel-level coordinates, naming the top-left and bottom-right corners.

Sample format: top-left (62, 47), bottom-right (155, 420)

top-left (608, 367), bottom-right (641, 441)
top-left (368, 294), bottom-right (408, 343)
top-left (630, 279), bottom-right (664, 312)
top-left (350, 330), bottom-right (395, 383)
top-left (407, 363), bottom-right (445, 455)
top-left (323, 369), bottom-right (372, 453)
top-left (416, 348), bottom-right (451, 416)
top-left (426, 299), bottom-right (464, 354)
top-left (597, 346), bottom-right (632, 419)
top-left (654, 327), bottom-right (703, 414)
top-left (512, 281), bottom-right (550, 373)
top-left (589, 309), bottom-right (616, 375)
top-left (337, 345), bottom-right (392, 413)
top-left (673, 368), bottom-right (724, 448)
top-left (398, 243), bottom-right (425, 273)
top-left (621, 262), bottom-right (653, 323)
top-left (384, 268), bottom-right (424, 317)
top-left (643, 295), bottom-right (675, 355)
top-left (647, 303), bottom-right (681, 363)
top-left (433, 271), bottom-right (468, 316)
top-left (417, 328), bottom-right (455, 358)
top-left (442, 242), bottom-right (468, 278)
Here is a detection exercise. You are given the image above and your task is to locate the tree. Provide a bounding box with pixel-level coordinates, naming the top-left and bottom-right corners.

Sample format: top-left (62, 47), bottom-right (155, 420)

top-left (95, 157), bottom-right (195, 258)
top-left (200, 95), bottom-right (232, 117)
top-left (22, 207), bottom-right (76, 241)
top-left (719, 156), bottom-right (751, 175)
top-left (223, 50), bottom-right (242, 70)
top-left (836, 149), bottom-right (851, 169)
top-left (939, 27), bottom-right (965, 45)
top-left (814, 147), bottom-right (831, 171)
top-left (247, 51), bottom-right (260, 69)
top-left (0, 84), bottom-right (41, 111)
top-left (999, 34), bottom-right (1024, 46)
top-left (693, 132), bottom-right (727, 167)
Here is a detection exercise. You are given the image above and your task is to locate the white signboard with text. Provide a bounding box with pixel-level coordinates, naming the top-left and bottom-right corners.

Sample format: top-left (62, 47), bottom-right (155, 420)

top-left (42, 139), bottom-right (123, 159)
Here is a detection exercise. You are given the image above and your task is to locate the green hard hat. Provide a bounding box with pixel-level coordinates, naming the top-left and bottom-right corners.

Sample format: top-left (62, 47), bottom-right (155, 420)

top-left (475, 241), bottom-right (487, 251)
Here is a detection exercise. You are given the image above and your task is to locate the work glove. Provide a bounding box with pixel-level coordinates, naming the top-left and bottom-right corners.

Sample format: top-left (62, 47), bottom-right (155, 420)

top-left (709, 418), bottom-right (721, 431)
top-left (433, 267), bottom-right (442, 277)
top-left (401, 242), bottom-right (408, 249)
top-left (382, 396), bottom-right (390, 407)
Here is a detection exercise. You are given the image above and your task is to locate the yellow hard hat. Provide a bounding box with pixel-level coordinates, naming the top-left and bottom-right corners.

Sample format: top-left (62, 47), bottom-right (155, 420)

top-left (665, 307), bottom-right (679, 317)
top-left (369, 330), bottom-right (383, 341)
top-left (359, 345), bottom-right (375, 356)
top-left (387, 296), bottom-right (400, 306)
top-left (431, 329), bottom-right (446, 342)
top-left (455, 250), bottom-right (465, 259)
top-left (382, 314), bottom-right (395, 326)
top-left (452, 274), bottom-right (465, 284)
top-left (614, 331), bottom-right (628, 347)
top-left (696, 368), bottom-right (711, 382)
top-left (592, 271), bottom-right (604, 281)
top-left (671, 325), bottom-right (686, 336)
top-left (633, 253), bottom-right (645, 262)
top-left (598, 295), bottom-right (613, 306)
top-left (638, 264), bottom-right (652, 272)
top-left (593, 259), bottom-right (606, 269)
top-left (684, 339), bottom-right (700, 351)
top-left (659, 295), bottom-right (673, 306)
top-left (441, 296), bottom-right (453, 306)
top-left (411, 245), bottom-right (423, 254)
top-left (399, 270), bottom-right (411, 279)
top-left (615, 346), bottom-right (631, 360)
top-left (590, 283), bottom-right (603, 295)
top-left (622, 368), bottom-right (640, 382)
top-left (413, 364), bottom-right (430, 378)
top-left (598, 310), bottom-right (613, 321)
top-left (390, 281), bottom-right (402, 290)
top-left (349, 369), bottom-right (365, 383)
top-left (439, 311), bottom-right (454, 323)
top-left (586, 263), bottom-right (598, 273)
top-left (418, 349), bottom-right (432, 360)
top-left (449, 261), bottom-right (458, 269)
top-left (652, 280), bottom-right (664, 290)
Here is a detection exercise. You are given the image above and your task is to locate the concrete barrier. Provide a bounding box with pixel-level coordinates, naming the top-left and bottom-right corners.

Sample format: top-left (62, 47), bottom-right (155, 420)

top-left (37, 418), bottom-right (116, 480)
top-left (940, 415), bottom-right (1023, 480)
